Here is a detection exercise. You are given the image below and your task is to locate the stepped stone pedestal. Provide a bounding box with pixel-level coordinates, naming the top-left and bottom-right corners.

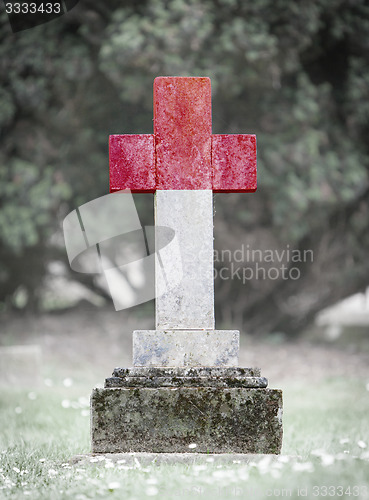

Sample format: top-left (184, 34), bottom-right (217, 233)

top-left (91, 331), bottom-right (283, 454)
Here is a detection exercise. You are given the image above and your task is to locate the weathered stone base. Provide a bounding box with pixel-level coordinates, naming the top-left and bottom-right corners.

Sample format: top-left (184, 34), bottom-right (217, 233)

top-left (91, 383), bottom-right (283, 454)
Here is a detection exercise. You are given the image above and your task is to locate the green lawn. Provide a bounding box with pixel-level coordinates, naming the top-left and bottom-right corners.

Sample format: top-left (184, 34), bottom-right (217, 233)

top-left (0, 378), bottom-right (368, 499)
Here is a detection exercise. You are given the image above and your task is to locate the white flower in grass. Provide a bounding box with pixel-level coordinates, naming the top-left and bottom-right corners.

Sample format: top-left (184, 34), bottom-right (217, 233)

top-left (212, 469), bottom-right (226, 478)
top-left (48, 469), bottom-right (58, 477)
top-left (4, 477), bottom-right (14, 487)
top-left (116, 459), bottom-right (126, 464)
top-left (104, 462), bottom-right (114, 469)
top-left (146, 477), bottom-right (158, 485)
top-left (339, 438), bottom-right (349, 445)
top-left (146, 486), bottom-right (159, 496)
top-left (271, 468), bottom-right (281, 479)
top-left (78, 396), bottom-right (89, 407)
top-left (206, 457), bottom-right (214, 463)
top-left (256, 455), bottom-right (272, 474)
top-left (13, 467), bottom-right (20, 474)
top-left (81, 410), bottom-right (89, 417)
top-left (272, 461), bottom-right (283, 470)
top-left (63, 378), bottom-right (73, 387)
top-left (292, 462), bottom-right (314, 472)
top-left (358, 440), bottom-right (367, 449)
top-left (39, 459), bottom-right (46, 463)
top-left (321, 454), bottom-right (335, 466)
top-left (311, 449), bottom-right (325, 457)
top-left (61, 400), bottom-right (70, 409)
top-left (188, 443), bottom-right (197, 449)
top-left (89, 458), bottom-right (99, 463)
top-left (212, 468), bottom-right (238, 481)
top-left (335, 453), bottom-right (349, 460)
top-left (108, 482), bottom-right (121, 491)
top-left (24, 491), bottom-right (31, 496)
top-left (193, 464), bottom-right (207, 472)
top-left (15, 407), bottom-right (22, 414)
top-left (238, 468), bottom-right (249, 481)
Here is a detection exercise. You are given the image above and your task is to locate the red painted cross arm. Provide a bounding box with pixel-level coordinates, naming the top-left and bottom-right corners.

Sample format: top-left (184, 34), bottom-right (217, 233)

top-left (109, 134), bottom-right (156, 193)
top-left (109, 77), bottom-right (257, 193)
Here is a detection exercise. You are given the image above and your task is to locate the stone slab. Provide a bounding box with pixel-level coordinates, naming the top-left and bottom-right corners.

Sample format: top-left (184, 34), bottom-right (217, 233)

top-left (133, 330), bottom-right (239, 366)
top-left (91, 387), bottom-right (283, 454)
top-left (212, 134), bottom-right (257, 193)
top-left (109, 134), bottom-right (155, 193)
top-left (155, 190), bottom-right (215, 330)
top-left (105, 376), bottom-right (268, 388)
top-left (154, 77), bottom-right (212, 190)
top-left (112, 367), bottom-right (261, 377)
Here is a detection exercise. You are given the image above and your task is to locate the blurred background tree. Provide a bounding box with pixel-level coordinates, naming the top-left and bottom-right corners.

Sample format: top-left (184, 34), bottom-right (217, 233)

top-left (0, 0), bottom-right (368, 335)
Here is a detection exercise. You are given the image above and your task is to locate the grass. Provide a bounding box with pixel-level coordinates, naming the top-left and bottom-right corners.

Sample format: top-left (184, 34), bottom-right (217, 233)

top-left (0, 377), bottom-right (369, 499)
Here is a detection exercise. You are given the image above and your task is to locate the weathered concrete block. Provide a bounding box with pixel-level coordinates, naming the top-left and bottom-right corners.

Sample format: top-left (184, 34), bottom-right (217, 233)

top-left (91, 386), bottom-right (283, 454)
top-left (133, 330), bottom-right (239, 367)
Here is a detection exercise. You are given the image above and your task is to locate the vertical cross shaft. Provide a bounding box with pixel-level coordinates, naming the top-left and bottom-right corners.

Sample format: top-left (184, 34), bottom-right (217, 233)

top-left (155, 190), bottom-right (214, 330)
top-left (153, 78), bottom-right (214, 330)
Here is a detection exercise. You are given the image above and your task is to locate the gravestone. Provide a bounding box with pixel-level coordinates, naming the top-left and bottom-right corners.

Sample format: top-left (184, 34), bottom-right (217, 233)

top-left (91, 77), bottom-right (283, 453)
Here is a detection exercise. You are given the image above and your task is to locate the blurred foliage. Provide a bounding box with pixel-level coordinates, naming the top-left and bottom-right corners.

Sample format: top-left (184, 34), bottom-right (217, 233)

top-left (0, 0), bottom-right (369, 333)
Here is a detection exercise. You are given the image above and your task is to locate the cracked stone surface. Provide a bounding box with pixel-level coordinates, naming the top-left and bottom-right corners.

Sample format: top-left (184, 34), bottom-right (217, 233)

top-left (91, 387), bottom-right (283, 454)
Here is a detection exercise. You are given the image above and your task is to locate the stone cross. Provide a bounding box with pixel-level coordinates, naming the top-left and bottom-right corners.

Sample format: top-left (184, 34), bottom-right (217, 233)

top-left (109, 77), bottom-right (257, 367)
top-left (91, 77), bottom-right (282, 455)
